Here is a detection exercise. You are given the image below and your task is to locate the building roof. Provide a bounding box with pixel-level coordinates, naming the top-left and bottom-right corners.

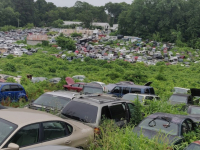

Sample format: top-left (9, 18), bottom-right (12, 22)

top-left (27, 34), bottom-right (48, 41)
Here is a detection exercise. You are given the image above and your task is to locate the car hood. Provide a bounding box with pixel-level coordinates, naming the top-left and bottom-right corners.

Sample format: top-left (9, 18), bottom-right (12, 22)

top-left (133, 127), bottom-right (182, 145)
top-left (65, 77), bottom-right (75, 85)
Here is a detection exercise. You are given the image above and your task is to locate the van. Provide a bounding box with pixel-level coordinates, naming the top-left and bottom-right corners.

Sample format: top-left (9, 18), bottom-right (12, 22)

top-left (0, 83), bottom-right (28, 102)
top-left (109, 85), bottom-right (155, 97)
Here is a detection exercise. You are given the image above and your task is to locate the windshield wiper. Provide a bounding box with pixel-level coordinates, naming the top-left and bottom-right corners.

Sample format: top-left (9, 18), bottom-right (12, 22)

top-left (148, 117), bottom-right (171, 128)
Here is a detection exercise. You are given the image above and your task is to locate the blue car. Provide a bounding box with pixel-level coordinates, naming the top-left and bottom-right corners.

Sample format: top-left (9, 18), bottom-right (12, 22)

top-left (0, 83), bottom-right (28, 102)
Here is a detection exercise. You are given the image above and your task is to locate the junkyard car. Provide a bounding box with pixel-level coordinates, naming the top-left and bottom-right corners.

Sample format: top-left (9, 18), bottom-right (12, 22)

top-left (0, 83), bottom-right (28, 102)
top-left (61, 95), bottom-right (136, 130)
top-left (133, 113), bottom-right (197, 145)
top-left (0, 108), bottom-right (94, 149)
top-left (122, 93), bottom-right (160, 104)
top-left (63, 77), bottom-right (85, 92)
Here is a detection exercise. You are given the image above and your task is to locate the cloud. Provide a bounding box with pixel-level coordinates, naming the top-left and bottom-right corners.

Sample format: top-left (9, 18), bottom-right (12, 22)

top-left (45, 0), bottom-right (133, 7)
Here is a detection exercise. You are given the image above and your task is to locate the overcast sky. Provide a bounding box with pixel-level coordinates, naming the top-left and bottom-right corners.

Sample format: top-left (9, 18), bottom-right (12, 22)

top-left (45, 0), bottom-right (133, 7)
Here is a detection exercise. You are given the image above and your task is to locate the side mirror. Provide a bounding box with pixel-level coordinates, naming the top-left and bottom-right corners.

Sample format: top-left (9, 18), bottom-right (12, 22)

top-left (7, 143), bottom-right (19, 150)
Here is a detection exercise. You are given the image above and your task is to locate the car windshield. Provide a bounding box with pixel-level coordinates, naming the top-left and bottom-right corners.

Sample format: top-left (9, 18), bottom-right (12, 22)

top-left (62, 101), bottom-right (98, 123)
top-left (190, 107), bottom-right (200, 115)
top-left (186, 143), bottom-right (200, 150)
top-left (0, 118), bottom-right (17, 146)
top-left (122, 95), bottom-right (144, 102)
top-left (139, 118), bottom-right (178, 136)
top-left (83, 87), bottom-right (103, 94)
top-left (33, 94), bottom-right (71, 110)
top-left (169, 95), bottom-right (188, 103)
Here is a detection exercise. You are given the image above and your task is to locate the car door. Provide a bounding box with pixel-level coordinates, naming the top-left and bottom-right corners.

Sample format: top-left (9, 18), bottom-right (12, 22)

top-left (1, 85), bottom-right (12, 101)
top-left (70, 84), bottom-right (80, 92)
top-left (2, 123), bottom-right (42, 150)
top-left (10, 85), bottom-right (20, 102)
top-left (111, 86), bottom-right (122, 97)
top-left (77, 84), bottom-right (84, 92)
top-left (108, 103), bottom-right (129, 127)
top-left (41, 121), bottom-right (74, 147)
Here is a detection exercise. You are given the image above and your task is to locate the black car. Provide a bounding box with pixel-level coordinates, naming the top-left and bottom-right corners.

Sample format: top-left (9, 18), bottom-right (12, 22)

top-left (133, 113), bottom-right (197, 145)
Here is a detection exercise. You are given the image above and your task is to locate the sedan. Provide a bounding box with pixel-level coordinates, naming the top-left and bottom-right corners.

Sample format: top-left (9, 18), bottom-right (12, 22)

top-left (133, 113), bottom-right (197, 145)
top-left (0, 108), bottom-right (94, 149)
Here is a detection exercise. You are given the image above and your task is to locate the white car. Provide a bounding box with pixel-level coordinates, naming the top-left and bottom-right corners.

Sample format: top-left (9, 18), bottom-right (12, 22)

top-left (122, 93), bottom-right (160, 104)
top-left (90, 81), bottom-right (108, 92)
top-left (0, 108), bottom-right (94, 150)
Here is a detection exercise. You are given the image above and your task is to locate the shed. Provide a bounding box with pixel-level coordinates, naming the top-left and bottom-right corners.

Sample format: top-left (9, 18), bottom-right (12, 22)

top-left (27, 34), bottom-right (48, 45)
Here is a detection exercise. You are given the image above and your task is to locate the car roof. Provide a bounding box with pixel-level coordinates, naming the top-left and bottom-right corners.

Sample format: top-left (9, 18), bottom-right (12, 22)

top-left (0, 108), bottom-right (63, 125)
top-left (123, 93), bottom-right (158, 97)
top-left (147, 112), bottom-right (190, 124)
top-left (0, 82), bottom-right (20, 85)
top-left (84, 83), bottom-right (103, 88)
top-left (114, 84), bottom-right (152, 89)
top-left (72, 95), bottom-right (124, 106)
top-left (24, 145), bottom-right (79, 150)
top-left (171, 93), bottom-right (190, 97)
top-left (44, 91), bottom-right (79, 99)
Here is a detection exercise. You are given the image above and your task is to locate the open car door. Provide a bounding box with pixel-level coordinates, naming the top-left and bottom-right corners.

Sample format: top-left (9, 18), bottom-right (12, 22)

top-left (144, 82), bottom-right (153, 86)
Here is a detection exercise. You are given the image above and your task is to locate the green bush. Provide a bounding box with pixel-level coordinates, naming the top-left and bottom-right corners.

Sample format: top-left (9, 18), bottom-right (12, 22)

top-left (71, 32), bottom-right (82, 37)
top-left (4, 63), bottom-right (16, 72)
top-left (7, 55), bottom-right (14, 59)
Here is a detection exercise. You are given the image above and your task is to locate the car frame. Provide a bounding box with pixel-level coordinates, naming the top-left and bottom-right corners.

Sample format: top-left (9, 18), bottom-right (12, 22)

top-left (0, 108), bottom-right (94, 150)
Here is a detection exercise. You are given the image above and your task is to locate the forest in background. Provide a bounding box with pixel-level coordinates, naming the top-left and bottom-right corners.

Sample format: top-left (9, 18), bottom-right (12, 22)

top-left (1, 0), bottom-right (200, 47)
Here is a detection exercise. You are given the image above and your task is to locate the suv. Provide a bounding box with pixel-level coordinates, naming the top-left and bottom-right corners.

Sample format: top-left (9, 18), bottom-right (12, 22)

top-left (28, 91), bottom-right (78, 114)
top-left (61, 95), bottom-right (135, 129)
top-left (109, 85), bottom-right (155, 97)
top-left (0, 83), bottom-right (27, 102)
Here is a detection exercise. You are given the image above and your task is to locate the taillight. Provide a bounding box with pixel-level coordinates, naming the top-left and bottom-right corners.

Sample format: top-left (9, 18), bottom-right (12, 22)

top-left (94, 127), bottom-right (100, 135)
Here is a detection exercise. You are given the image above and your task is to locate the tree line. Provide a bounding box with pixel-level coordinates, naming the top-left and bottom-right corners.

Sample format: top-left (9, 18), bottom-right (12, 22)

top-left (1, 0), bottom-right (200, 47)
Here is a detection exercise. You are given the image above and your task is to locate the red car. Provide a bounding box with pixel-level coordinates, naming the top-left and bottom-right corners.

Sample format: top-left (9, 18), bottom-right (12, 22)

top-left (63, 77), bottom-right (85, 92)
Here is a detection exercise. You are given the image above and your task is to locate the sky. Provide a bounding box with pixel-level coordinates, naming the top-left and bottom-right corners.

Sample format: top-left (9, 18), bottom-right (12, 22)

top-left (45, 0), bottom-right (133, 7)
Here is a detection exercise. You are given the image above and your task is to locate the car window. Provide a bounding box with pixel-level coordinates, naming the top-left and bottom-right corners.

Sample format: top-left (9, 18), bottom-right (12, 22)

top-left (10, 85), bottom-right (19, 91)
top-left (144, 89), bottom-right (150, 94)
top-left (122, 87), bottom-right (130, 95)
top-left (149, 88), bottom-right (155, 95)
top-left (42, 121), bottom-right (67, 141)
top-left (7, 124), bottom-right (39, 148)
top-left (1, 85), bottom-right (10, 92)
top-left (169, 95), bottom-right (188, 103)
top-left (139, 118), bottom-right (178, 136)
top-left (0, 118), bottom-right (17, 147)
top-left (18, 85), bottom-right (23, 91)
top-left (33, 94), bottom-right (71, 110)
top-left (127, 103), bottom-right (134, 118)
top-left (185, 119), bottom-right (194, 132)
top-left (109, 104), bottom-right (127, 122)
top-left (72, 84), bottom-right (79, 87)
top-left (62, 101), bottom-right (98, 123)
top-left (101, 106), bottom-right (111, 120)
top-left (79, 84), bottom-right (84, 88)
top-left (130, 88), bottom-right (141, 94)
top-left (112, 86), bottom-right (121, 93)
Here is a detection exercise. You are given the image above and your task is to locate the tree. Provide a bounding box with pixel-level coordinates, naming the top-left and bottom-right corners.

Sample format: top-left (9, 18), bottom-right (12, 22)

top-left (51, 19), bottom-right (64, 28)
top-left (56, 33), bottom-right (76, 50)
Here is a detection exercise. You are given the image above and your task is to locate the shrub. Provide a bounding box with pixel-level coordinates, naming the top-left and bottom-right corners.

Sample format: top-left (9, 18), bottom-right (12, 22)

top-left (4, 63), bottom-right (16, 72)
top-left (7, 55), bottom-right (14, 59)
top-left (71, 32), bottom-right (82, 37)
